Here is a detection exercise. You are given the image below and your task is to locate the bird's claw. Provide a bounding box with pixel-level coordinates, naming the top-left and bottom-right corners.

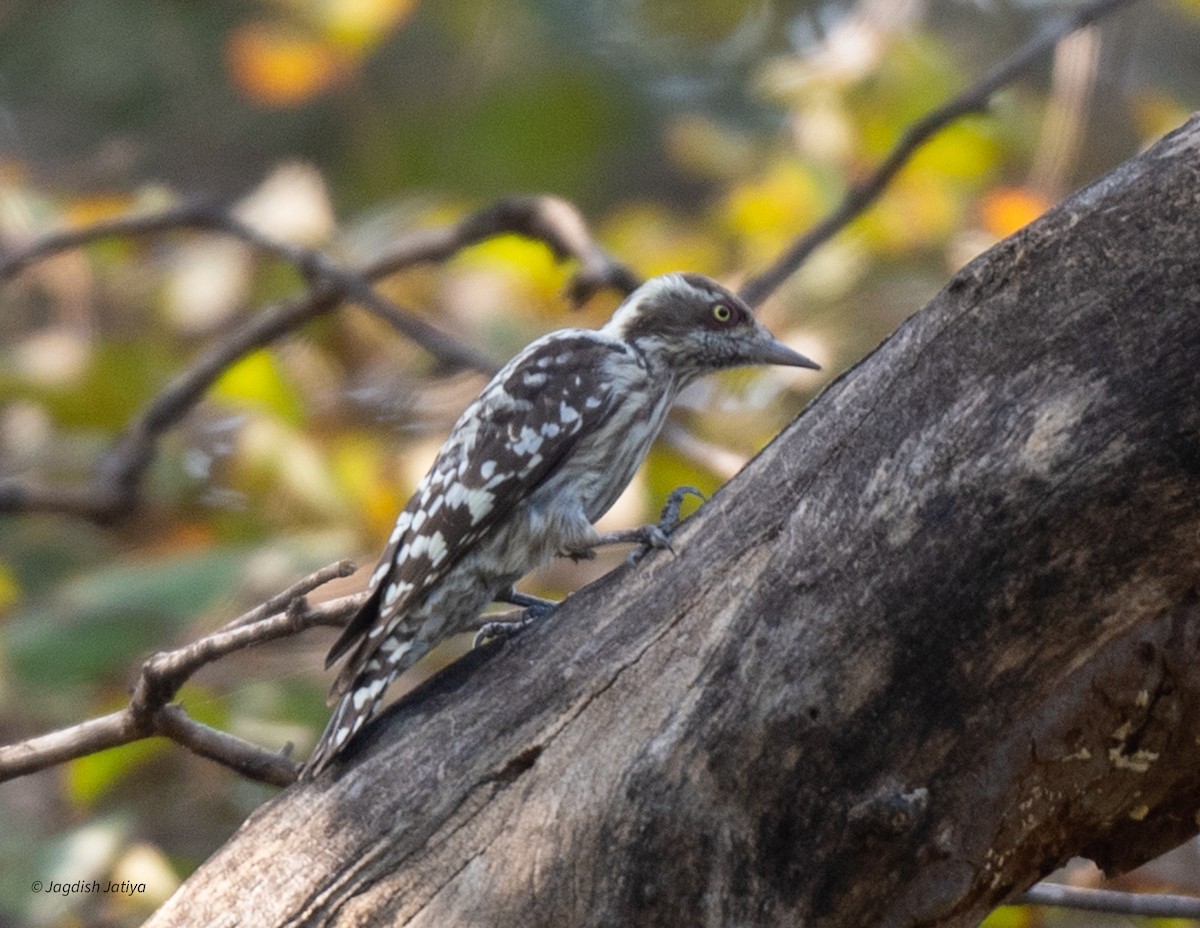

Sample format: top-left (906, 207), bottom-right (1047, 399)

top-left (659, 485), bottom-right (706, 531)
top-left (626, 485), bottom-right (706, 564)
top-left (625, 525), bottom-right (671, 564)
top-left (475, 589), bottom-right (559, 647)
top-left (473, 616), bottom-right (537, 648)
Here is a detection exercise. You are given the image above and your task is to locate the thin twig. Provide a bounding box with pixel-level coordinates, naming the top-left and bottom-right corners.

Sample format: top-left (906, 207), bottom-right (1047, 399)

top-left (0, 201), bottom-right (229, 278)
top-left (220, 558), bottom-right (356, 631)
top-left (155, 706), bottom-right (297, 787)
top-left (0, 562), bottom-right (365, 786)
top-left (738, 0), bottom-right (1143, 307)
top-left (1, 201), bottom-right (495, 374)
top-left (89, 294), bottom-right (380, 517)
top-left (130, 591), bottom-right (365, 720)
top-left (0, 195), bottom-right (637, 307)
top-left (1016, 883), bottom-right (1200, 918)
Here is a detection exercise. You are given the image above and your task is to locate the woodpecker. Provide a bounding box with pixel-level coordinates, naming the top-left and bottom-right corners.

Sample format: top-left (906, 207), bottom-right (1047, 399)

top-left (304, 272), bottom-right (818, 775)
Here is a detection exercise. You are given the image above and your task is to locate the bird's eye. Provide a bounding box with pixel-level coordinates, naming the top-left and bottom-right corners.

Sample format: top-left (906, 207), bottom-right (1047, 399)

top-left (712, 303), bottom-right (734, 324)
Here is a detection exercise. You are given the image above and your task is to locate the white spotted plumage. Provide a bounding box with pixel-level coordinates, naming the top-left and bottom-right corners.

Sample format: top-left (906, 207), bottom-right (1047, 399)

top-left (304, 272), bottom-right (818, 776)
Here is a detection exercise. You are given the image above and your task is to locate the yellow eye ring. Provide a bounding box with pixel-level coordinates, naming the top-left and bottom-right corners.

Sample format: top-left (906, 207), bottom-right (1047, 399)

top-left (712, 303), bottom-right (733, 323)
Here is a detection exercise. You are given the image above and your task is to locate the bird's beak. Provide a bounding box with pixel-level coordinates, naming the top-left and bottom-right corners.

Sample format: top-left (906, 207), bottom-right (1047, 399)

top-left (754, 337), bottom-right (821, 371)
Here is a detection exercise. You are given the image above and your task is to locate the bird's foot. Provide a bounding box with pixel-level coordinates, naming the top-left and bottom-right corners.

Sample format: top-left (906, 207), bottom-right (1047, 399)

top-left (474, 588), bottom-right (560, 648)
top-left (574, 485), bottom-right (706, 565)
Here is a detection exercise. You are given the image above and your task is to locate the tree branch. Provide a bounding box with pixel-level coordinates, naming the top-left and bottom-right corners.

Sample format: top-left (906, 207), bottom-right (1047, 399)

top-left (0, 195), bottom-right (629, 522)
top-left (738, 0), bottom-right (1143, 307)
top-left (1016, 884), bottom-right (1200, 919)
top-left (0, 200), bottom-right (493, 372)
top-left (364, 195), bottom-right (641, 305)
top-left (0, 201), bottom-right (234, 277)
top-left (0, 560), bottom-right (362, 786)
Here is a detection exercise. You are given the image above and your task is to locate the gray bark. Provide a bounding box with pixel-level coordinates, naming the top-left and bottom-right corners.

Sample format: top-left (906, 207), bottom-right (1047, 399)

top-left (146, 115), bottom-right (1200, 928)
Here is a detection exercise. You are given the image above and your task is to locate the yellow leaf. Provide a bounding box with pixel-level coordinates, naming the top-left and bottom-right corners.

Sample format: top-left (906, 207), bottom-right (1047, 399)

top-left (211, 349), bottom-right (305, 426)
top-left (903, 123), bottom-right (1001, 183)
top-left (454, 234), bottom-right (569, 302)
top-left (330, 435), bottom-right (405, 542)
top-left (978, 904), bottom-right (1033, 928)
top-left (720, 159), bottom-right (832, 266)
top-left (855, 172), bottom-right (961, 253)
top-left (0, 560), bottom-right (20, 611)
top-left (602, 204), bottom-right (724, 279)
top-left (723, 160), bottom-right (823, 241)
top-left (321, 0), bottom-right (419, 53)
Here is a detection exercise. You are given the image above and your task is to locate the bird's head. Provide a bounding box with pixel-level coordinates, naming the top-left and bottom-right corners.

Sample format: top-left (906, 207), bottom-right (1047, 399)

top-left (602, 272), bottom-right (819, 383)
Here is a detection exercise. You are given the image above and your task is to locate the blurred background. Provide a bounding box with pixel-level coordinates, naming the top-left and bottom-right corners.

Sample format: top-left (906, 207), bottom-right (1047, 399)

top-left (1, 0), bottom-right (1198, 925)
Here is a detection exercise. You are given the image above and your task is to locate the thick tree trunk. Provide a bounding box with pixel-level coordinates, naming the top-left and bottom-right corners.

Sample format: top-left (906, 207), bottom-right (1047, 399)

top-left (147, 115), bottom-right (1200, 928)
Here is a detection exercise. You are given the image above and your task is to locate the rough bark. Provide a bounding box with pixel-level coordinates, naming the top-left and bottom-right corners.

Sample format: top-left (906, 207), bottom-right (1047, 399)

top-left (146, 115), bottom-right (1200, 928)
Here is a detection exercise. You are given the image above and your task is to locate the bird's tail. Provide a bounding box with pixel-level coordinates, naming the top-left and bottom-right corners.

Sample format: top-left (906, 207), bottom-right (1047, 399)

top-left (303, 658), bottom-right (399, 778)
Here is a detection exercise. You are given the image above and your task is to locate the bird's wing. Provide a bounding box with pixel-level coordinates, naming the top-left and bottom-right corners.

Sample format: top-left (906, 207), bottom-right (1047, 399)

top-left (325, 332), bottom-right (633, 683)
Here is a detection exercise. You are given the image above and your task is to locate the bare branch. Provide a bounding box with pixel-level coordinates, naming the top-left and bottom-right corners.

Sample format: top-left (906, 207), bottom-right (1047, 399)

top-left (130, 592), bottom-right (365, 721)
top-left (0, 562), bottom-right (366, 785)
top-left (0, 201), bottom-right (231, 278)
top-left (738, 0), bottom-right (1143, 307)
top-left (221, 558), bottom-right (356, 631)
top-left (1, 194), bottom-right (629, 522)
top-left (154, 706), bottom-right (296, 788)
top-left (0, 200), bottom-right (496, 374)
top-left (1016, 883), bottom-right (1200, 919)
top-left (0, 194), bottom-right (638, 308)
top-left (0, 710), bottom-right (137, 774)
top-left (364, 195), bottom-right (641, 305)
